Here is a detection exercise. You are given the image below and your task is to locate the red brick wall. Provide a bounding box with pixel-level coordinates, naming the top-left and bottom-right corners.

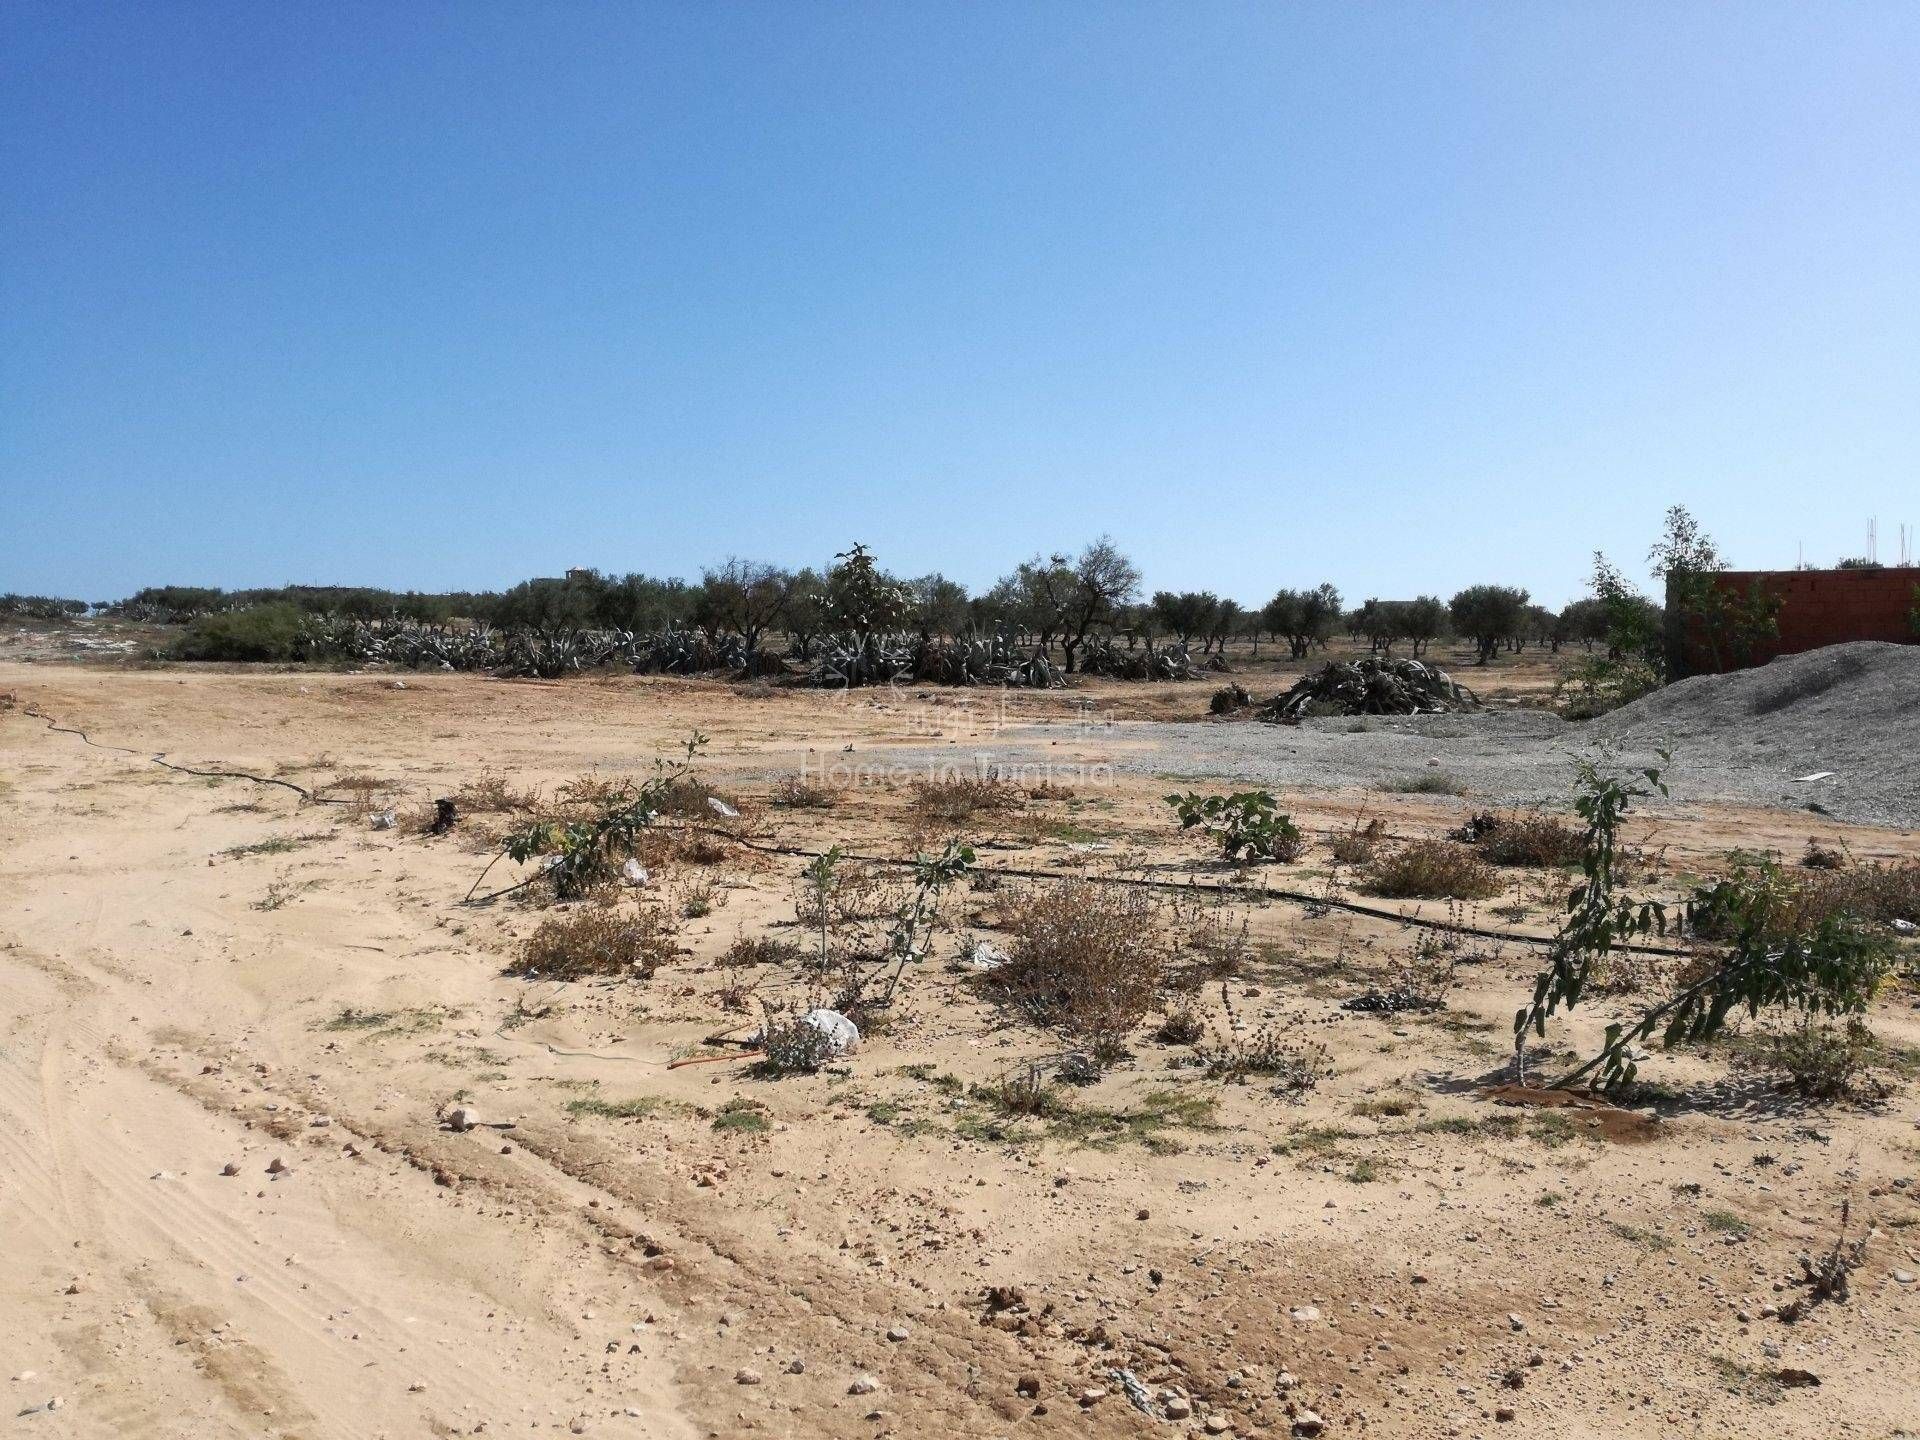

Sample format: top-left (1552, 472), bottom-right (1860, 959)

top-left (1673, 567), bottom-right (1920, 674)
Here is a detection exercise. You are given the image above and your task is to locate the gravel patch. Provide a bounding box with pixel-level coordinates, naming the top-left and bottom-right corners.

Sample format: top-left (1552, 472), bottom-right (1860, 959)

top-left (1112, 643), bottom-right (1919, 827)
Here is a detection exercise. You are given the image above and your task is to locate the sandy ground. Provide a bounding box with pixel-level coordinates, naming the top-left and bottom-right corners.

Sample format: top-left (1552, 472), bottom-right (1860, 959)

top-left (3, 665), bottom-right (1919, 1440)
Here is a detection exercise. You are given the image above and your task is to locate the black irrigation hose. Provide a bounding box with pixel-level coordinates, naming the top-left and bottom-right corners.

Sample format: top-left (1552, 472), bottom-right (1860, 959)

top-left (658, 821), bottom-right (1701, 961)
top-left (22, 705), bottom-right (351, 805)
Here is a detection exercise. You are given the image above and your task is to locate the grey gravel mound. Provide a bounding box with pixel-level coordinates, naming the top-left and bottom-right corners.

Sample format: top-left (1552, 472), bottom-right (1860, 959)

top-left (1099, 642), bottom-right (1919, 828)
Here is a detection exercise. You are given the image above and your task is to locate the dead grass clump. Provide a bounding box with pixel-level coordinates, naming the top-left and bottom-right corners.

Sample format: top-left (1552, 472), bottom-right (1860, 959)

top-left (514, 903), bottom-right (677, 980)
top-left (1199, 993), bottom-right (1333, 1094)
top-left (1805, 859), bottom-right (1920, 926)
top-left (771, 775), bottom-right (838, 809)
top-left (325, 773), bottom-right (400, 818)
top-left (454, 772), bottom-right (539, 813)
top-left (978, 1064), bottom-right (1071, 1119)
top-left (1166, 891), bottom-right (1256, 990)
top-left (1800, 837), bottom-right (1849, 871)
top-left (1471, 812), bottom-right (1582, 868)
top-left (1364, 840), bottom-right (1501, 901)
top-left (991, 880), bottom-right (1166, 1063)
top-left (679, 833), bottom-right (731, 866)
top-left (793, 862), bottom-right (911, 929)
top-left (1330, 817), bottom-right (1386, 866)
top-left (908, 773), bottom-right (1023, 827)
top-left (1695, 855), bottom-right (1920, 939)
top-left (1155, 1007), bottom-right (1206, 1045)
top-left (722, 933), bottom-right (802, 969)
top-left (1752, 1017), bottom-right (1891, 1103)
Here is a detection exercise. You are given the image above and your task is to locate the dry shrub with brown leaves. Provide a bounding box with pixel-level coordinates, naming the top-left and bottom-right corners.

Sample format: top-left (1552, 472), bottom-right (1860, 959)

top-left (514, 903), bottom-right (677, 979)
top-left (1329, 817), bottom-right (1386, 867)
top-left (1474, 812), bottom-right (1583, 868)
top-left (771, 775), bottom-right (838, 809)
top-left (991, 880), bottom-right (1166, 1063)
top-left (722, 933), bottom-right (802, 969)
top-left (908, 773), bottom-right (1024, 828)
top-left (1740, 1016), bottom-right (1891, 1102)
top-left (453, 772), bottom-right (540, 814)
top-left (792, 861), bottom-right (911, 929)
top-left (1364, 839), bottom-right (1502, 901)
top-left (1694, 856), bottom-right (1920, 939)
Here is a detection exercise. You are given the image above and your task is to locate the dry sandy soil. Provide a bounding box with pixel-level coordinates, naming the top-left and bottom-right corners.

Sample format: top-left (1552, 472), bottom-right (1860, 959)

top-left (3, 661), bottom-right (1918, 1440)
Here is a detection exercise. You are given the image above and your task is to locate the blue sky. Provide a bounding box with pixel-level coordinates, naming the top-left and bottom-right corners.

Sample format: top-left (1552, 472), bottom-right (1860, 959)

top-left (4, 2), bottom-right (1917, 607)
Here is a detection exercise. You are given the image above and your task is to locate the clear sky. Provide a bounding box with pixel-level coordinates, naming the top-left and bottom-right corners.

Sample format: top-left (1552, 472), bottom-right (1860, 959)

top-left (4, 2), bottom-right (1917, 607)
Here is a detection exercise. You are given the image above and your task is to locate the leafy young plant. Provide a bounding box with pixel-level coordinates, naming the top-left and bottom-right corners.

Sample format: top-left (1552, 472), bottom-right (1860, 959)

top-left (1512, 749), bottom-right (1673, 1084)
top-left (1517, 749), bottom-right (1894, 1092)
top-left (1165, 789), bottom-right (1304, 863)
top-left (471, 731), bottom-right (708, 901)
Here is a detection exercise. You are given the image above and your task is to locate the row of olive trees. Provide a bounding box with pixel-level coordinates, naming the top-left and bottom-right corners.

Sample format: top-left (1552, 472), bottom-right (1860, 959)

top-left (113, 508), bottom-right (1768, 678)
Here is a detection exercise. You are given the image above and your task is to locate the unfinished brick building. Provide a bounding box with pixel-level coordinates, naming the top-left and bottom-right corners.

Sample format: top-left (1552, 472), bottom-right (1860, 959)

top-left (1668, 565), bottom-right (1920, 676)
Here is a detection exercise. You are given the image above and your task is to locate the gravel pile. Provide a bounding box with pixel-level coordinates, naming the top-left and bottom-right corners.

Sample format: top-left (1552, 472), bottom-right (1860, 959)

top-left (1099, 642), bottom-right (1920, 827)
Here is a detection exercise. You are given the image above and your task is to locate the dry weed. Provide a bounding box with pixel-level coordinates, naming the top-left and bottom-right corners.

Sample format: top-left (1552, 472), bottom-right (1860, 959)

top-left (1364, 840), bottom-right (1502, 901)
top-left (514, 902), bottom-right (677, 980)
top-left (990, 880), bottom-right (1166, 1064)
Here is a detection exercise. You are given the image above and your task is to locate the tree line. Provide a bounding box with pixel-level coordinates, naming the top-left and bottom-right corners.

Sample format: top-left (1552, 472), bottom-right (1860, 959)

top-left (82, 537), bottom-right (1673, 672)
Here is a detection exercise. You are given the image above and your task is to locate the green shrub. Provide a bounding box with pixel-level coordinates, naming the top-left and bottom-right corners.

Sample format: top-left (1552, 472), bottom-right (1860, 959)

top-left (172, 603), bottom-right (308, 662)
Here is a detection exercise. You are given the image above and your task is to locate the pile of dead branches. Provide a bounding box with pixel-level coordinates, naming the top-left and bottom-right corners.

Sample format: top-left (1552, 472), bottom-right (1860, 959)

top-left (1078, 639), bottom-right (1203, 681)
top-left (1260, 657), bottom-right (1477, 722)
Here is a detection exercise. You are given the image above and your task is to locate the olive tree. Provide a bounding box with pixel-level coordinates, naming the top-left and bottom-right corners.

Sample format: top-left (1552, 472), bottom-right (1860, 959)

top-left (1448, 584), bottom-right (1531, 663)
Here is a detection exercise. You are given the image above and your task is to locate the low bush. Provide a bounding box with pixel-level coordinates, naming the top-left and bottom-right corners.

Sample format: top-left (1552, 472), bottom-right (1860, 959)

top-left (991, 880), bottom-right (1166, 1063)
top-left (1165, 789), bottom-right (1304, 863)
top-left (1329, 817), bottom-right (1386, 866)
top-left (1363, 840), bottom-right (1501, 900)
top-left (1471, 812), bottom-right (1582, 868)
top-left (1760, 1018), bottom-right (1889, 1102)
top-left (513, 903), bottom-right (678, 979)
top-left (172, 603), bottom-right (308, 662)
top-left (1693, 854), bottom-right (1920, 939)
top-left (909, 773), bottom-right (1022, 827)
top-left (1199, 996), bottom-right (1333, 1095)
top-left (771, 775), bottom-right (838, 809)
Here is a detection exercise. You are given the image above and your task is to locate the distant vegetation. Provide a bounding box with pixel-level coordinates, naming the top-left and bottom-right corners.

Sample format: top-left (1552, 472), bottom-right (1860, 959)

top-left (43, 508), bottom-right (1828, 713)
top-left (0, 593), bottom-right (89, 620)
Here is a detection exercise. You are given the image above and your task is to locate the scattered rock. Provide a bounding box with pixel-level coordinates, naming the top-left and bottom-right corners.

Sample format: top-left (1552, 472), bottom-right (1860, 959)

top-left (848, 1375), bottom-right (879, 1396)
top-left (734, 1368), bottom-right (763, 1386)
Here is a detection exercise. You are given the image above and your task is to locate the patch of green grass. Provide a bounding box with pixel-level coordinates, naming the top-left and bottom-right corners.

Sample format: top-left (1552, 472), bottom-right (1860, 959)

top-left (1273, 1123), bottom-right (1364, 1158)
top-left (1702, 1208), bottom-right (1751, 1237)
top-left (222, 837), bottom-right (299, 858)
top-left (1035, 818), bottom-right (1106, 844)
top-left (895, 1063), bottom-right (964, 1094)
top-left (1527, 1111), bottom-right (1581, 1148)
top-left (1346, 1157), bottom-right (1384, 1183)
top-left (566, 1095), bottom-right (666, 1121)
top-left (712, 1098), bottom-right (772, 1134)
top-left (1535, 1190), bottom-right (1564, 1208)
top-left (1709, 1355), bottom-right (1784, 1405)
top-left (1047, 1089), bottom-right (1219, 1153)
top-left (1606, 1221), bottom-right (1674, 1251)
top-left (321, 1006), bottom-right (394, 1031)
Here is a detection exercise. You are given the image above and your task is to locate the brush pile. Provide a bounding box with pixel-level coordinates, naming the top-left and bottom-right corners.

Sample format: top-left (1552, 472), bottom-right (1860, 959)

top-left (1260, 657), bottom-right (1477, 721)
top-left (812, 633), bottom-right (1063, 689)
top-left (1078, 639), bottom-right (1203, 681)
